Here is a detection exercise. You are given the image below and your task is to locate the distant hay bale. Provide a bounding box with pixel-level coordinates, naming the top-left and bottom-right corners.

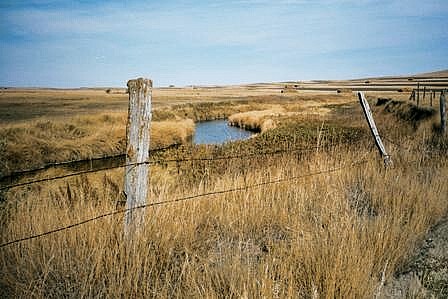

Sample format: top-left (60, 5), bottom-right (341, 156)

top-left (281, 84), bottom-right (297, 93)
top-left (336, 88), bottom-right (351, 94)
top-left (105, 88), bottom-right (128, 94)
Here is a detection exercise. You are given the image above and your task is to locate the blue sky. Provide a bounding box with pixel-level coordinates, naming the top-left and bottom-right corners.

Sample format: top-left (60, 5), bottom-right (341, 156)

top-left (0, 0), bottom-right (447, 87)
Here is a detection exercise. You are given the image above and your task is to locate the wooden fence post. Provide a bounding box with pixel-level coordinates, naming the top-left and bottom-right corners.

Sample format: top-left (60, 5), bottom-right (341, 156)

top-left (423, 86), bottom-right (426, 101)
top-left (358, 92), bottom-right (392, 166)
top-left (124, 78), bottom-right (152, 235)
top-left (430, 89), bottom-right (433, 106)
top-left (441, 90), bottom-right (446, 133)
top-left (416, 82), bottom-right (420, 105)
top-left (409, 90), bottom-right (415, 102)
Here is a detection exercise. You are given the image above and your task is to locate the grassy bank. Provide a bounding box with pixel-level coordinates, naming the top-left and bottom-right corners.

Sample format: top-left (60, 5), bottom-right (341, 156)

top-left (0, 113), bottom-right (195, 176)
top-left (1, 128), bottom-right (447, 298)
top-left (0, 92), bottom-right (354, 176)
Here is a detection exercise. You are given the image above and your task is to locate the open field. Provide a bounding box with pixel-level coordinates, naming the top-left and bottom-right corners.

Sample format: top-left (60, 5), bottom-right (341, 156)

top-left (1, 72), bottom-right (448, 298)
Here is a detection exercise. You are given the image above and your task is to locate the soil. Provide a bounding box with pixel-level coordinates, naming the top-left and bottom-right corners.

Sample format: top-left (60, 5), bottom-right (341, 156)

top-left (380, 217), bottom-right (448, 298)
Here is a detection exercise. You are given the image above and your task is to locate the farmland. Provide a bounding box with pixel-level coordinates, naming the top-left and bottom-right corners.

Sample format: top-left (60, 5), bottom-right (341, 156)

top-left (1, 72), bottom-right (448, 298)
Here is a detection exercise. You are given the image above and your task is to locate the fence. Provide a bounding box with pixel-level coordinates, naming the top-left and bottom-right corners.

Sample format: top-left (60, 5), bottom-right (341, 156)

top-left (0, 79), bottom-right (443, 247)
top-left (408, 86), bottom-right (446, 133)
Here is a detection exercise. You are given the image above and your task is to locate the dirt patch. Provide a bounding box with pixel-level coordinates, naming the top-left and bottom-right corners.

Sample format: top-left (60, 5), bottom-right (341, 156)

top-left (380, 217), bottom-right (448, 298)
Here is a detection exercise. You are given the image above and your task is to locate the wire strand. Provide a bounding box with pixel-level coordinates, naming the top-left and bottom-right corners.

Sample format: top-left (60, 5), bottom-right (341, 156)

top-left (0, 142), bottom-right (354, 191)
top-left (0, 158), bottom-right (369, 248)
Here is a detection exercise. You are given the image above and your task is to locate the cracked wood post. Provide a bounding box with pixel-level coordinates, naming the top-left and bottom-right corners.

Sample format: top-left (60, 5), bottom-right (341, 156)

top-left (124, 78), bottom-right (152, 235)
top-left (358, 92), bottom-right (392, 166)
top-left (441, 90), bottom-right (446, 134)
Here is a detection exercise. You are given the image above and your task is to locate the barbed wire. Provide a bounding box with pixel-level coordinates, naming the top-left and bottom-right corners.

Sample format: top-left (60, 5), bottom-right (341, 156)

top-left (0, 165), bottom-right (128, 191)
top-left (0, 144), bottom-right (180, 181)
top-left (0, 141), bottom-right (360, 191)
top-left (0, 158), bottom-right (369, 248)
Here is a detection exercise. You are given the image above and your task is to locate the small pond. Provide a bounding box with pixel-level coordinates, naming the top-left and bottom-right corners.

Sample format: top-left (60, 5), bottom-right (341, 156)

top-left (193, 120), bottom-right (254, 145)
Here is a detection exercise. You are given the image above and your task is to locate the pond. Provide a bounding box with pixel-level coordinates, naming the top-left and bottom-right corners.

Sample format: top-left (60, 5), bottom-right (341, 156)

top-left (193, 120), bottom-right (254, 145)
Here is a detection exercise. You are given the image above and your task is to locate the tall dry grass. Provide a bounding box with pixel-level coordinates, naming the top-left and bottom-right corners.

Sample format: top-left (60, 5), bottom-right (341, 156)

top-left (0, 114), bottom-right (195, 176)
top-left (228, 108), bottom-right (284, 132)
top-left (1, 128), bottom-right (447, 298)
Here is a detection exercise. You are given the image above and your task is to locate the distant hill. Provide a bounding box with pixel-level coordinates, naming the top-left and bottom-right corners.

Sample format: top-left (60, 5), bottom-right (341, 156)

top-left (414, 69), bottom-right (448, 78)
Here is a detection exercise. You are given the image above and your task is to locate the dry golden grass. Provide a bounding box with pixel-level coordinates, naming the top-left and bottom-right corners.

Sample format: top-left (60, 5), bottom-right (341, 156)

top-left (0, 89), bottom-right (356, 176)
top-left (228, 108), bottom-right (284, 132)
top-left (151, 119), bottom-right (195, 149)
top-left (0, 114), bottom-right (195, 176)
top-left (1, 131), bottom-right (447, 298)
top-left (1, 82), bottom-right (447, 297)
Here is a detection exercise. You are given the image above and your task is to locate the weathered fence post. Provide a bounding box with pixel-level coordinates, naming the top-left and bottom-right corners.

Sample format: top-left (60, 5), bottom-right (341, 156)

top-left (124, 78), bottom-right (152, 235)
top-left (409, 90), bottom-right (415, 102)
top-left (430, 89), bottom-right (433, 106)
top-left (358, 92), bottom-right (392, 166)
top-left (423, 86), bottom-right (426, 101)
top-left (441, 90), bottom-right (446, 133)
top-left (416, 82), bottom-right (420, 106)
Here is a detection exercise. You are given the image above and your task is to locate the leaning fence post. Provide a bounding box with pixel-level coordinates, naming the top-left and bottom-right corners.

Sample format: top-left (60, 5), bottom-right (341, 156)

top-left (441, 90), bottom-right (446, 133)
top-left (358, 92), bottom-right (392, 166)
top-left (124, 78), bottom-right (152, 235)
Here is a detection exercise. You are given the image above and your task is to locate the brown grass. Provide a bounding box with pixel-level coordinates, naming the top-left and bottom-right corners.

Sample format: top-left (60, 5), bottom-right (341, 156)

top-left (1, 83), bottom-right (447, 297)
top-left (228, 108), bottom-right (284, 132)
top-left (151, 119), bottom-right (195, 149)
top-left (1, 131), bottom-right (447, 298)
top-left (0, 91), bottom-right (355, 176)
top-left (0, 114), bottom-right (195, 176)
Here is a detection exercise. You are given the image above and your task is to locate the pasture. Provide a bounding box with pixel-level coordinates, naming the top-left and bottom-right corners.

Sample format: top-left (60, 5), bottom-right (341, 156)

top-left (1, 73), bottom-right (448, 298)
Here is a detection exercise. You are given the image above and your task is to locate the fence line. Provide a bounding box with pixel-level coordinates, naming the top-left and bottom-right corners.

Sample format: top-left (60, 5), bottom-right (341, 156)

top-left (0, 165), bottom-right (128, 192)
top-left (0, 144), bottom-right (180, 182)
top-left (0, 142), bottom-right (358, 191)
top-left (0, 157), bottom-right (369, 248)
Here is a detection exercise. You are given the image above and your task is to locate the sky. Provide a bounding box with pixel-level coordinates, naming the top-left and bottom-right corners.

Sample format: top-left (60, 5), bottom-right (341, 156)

top-left (0, 0), bottom-right (447, 88)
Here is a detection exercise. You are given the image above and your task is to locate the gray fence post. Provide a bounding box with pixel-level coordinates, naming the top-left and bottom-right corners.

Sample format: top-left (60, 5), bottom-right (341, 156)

top-left (124, 78), bottom-right (152, 235)
top-left (441, 90), bottom-right (446, 133)
top-left (358, 92), bottom-right (392, 166)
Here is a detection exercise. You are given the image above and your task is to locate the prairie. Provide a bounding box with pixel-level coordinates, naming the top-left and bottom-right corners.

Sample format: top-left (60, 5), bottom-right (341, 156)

top-left (1, 75), bottom-right (448, 298)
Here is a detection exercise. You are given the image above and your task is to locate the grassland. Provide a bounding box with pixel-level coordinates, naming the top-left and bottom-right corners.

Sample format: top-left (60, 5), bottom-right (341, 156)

top-left (1, 75), bottom-right (448, 298)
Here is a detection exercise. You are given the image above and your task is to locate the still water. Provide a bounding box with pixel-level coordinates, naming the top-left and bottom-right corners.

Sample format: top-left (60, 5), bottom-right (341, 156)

top-left (193, 120), bottom-right (254, 145)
